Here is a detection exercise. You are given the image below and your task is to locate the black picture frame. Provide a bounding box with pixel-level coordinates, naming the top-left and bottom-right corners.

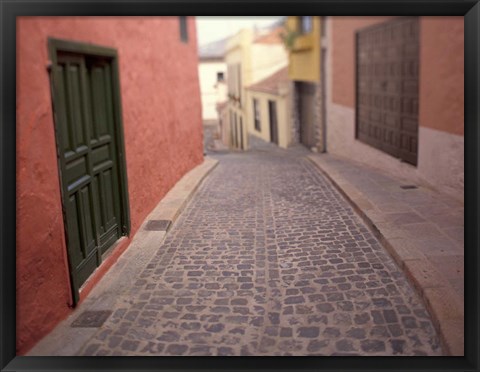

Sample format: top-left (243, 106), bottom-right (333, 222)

top-left (1, 1), bottom-right (478, 371)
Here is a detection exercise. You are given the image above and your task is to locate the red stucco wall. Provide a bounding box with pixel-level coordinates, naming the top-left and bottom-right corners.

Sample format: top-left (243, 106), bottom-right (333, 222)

top-left (16, 17), bottom-right (203, 354)
top-left (419, 17), bottom-right (464, 136)
top-left (331, 16), bottom-right (464, 136)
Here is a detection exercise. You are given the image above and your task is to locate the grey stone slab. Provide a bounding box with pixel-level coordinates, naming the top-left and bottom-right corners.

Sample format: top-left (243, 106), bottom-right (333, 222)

top-left (384, 212), bottom-right (426, 225)
top-left (398, 223), bottom-right (446, 240)
top-left (413, 237), bottom-right (463, 258)
top-left (71, 311), bottom-right (113, 328)
top-left (442, 226), bottom-right (464, 246)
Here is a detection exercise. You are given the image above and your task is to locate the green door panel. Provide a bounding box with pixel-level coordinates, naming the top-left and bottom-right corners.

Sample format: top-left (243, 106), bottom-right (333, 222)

top-left (49, 40), bottom-right (129, 304)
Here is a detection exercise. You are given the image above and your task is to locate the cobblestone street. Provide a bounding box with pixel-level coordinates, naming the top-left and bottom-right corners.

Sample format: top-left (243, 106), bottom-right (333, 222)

top-left (77, 150), bottom-right (441, 356)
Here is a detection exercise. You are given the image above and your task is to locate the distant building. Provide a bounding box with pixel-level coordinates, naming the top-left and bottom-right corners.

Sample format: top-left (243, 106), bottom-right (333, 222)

top-left (283, 15), bottom-right (464, 200)
top-left (216, 100), bottom-right (230, 146)
top-left (224, 22), bottom-right (288, 150)
top-left (16, 16), bottom-right (203, 354)
top-left (246, 67), bottom-right (291, 148)
top-left (198, 37), bottom-right (228, 123)
top-left (285, 16), bottom-right (326, 152)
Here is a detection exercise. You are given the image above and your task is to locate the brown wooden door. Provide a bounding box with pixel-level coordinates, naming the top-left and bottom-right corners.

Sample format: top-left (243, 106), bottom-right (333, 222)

top-left (229, 111), bottom-right (234, 147)
top-left (233, 113), bottom-right (238, 148)
top-left (298, 82), bottom-right (316, 148)
top-left (239, 117), bottom-right (244, 150)
top-left (268, 100), bottom-right (279, 145)
top-left (356, 17), bottom-right (419, 165)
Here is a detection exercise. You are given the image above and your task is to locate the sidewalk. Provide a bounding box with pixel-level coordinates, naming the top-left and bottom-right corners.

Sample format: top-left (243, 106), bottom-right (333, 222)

top-left (308, 153), bottom-right (464, 356)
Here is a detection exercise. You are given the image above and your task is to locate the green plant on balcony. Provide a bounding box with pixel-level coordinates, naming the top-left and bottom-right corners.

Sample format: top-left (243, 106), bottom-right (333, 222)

top-left (279, 25), bottom-right (300, 51)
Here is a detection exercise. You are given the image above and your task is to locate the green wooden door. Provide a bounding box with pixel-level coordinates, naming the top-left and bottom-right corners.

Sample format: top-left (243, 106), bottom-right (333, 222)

top-left (49, 40), bottom-right (130, 304)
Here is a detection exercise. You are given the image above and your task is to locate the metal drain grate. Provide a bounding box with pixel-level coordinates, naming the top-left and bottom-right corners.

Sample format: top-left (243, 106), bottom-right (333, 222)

top-left (400, 185), bottom-right (418, 190)
top-left (145, 219), bottom-right (171, 231)
top-left (71, 310), bottom-right (112, 328)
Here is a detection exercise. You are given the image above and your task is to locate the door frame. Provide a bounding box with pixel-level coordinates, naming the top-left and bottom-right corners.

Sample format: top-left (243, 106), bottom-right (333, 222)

top-left (48, 38), bottom-right (131, 304)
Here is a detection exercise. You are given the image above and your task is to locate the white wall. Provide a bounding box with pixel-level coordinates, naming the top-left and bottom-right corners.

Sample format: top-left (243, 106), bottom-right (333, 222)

top-left (198, 61), bottom-right (227, 121)
top-left (225, 36), bottom-right (249, 150)
top-left (251, 43), bottom-right (288, 84)
top-left (246, 89), bottom-right (291, 149)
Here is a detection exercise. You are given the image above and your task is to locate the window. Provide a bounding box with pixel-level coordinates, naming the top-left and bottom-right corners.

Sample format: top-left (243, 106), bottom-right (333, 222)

top-left (179, 16), bottom-right (188, 42)
top-left (253, 99), bottom-right (261, 131)
top-left (321, 16), bottom-right (327, 37)
top-left (299, 16), bottom-right (313, 34)
top-left (217, 72), bottom-right (224, 82)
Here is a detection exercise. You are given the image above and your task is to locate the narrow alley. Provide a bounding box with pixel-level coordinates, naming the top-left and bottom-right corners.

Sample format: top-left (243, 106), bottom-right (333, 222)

top-left (13, 16), bottom-right (466, 361)
top-left (33, 148), bottom-right (441, 356)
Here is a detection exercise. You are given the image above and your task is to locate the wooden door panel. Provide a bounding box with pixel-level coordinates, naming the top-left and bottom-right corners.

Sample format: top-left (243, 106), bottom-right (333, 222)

top-left (298, 82), bottom-right (316, 148)
top-left (269, 101), bottom-right (279, 145)
top-left (66, 64), bottom-right (87, 149)
top-left (64, 194), bottom-right (84, 267)
top-left (51, 45), bottom-right (125, 302)
top-left (101, 169), bottom-right (117, 227)
top-left (86, 59), bottom-right (121, 249)
top-left (54, 65), bottom-right (73, 153)
top-left (90, 66), bottom-right (108, 137)
top-left (77, 185), bottom-right (97, 256)
top-left (356, 17), bottom-right (419, 165)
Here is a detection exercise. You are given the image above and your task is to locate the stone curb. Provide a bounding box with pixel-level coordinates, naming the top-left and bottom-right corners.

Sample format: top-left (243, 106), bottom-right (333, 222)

top-left (306, 154), bottom-right (464, 356)
top-left (27, 156), bottom-right (219, 356)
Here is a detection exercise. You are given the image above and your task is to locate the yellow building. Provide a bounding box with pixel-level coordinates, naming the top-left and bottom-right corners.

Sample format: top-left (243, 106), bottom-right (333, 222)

top-left (224, 29), bottom-right (251, 150)
top-left (246, 67), bottom-right (291, 149)
top-left (223, 24), bottom-right (288, 150)
top-left (284, 16), bottom-right (326, 152)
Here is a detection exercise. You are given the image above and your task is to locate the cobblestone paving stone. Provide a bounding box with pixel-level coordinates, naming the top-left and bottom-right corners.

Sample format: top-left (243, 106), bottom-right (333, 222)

top-left (78, 151), bottom-right (442, 356)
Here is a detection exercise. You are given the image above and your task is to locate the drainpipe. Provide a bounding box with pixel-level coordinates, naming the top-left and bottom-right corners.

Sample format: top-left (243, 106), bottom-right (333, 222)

top-left (321, 16), bottom-right (327, 153)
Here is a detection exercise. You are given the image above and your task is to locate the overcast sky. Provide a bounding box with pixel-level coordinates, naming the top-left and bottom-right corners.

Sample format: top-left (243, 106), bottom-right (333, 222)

top-left (196, 16), bottom-right (283, 46)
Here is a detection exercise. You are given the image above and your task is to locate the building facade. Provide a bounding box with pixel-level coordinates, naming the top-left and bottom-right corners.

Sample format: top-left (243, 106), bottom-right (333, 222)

top-left (285, 16), bottom-right (326, 152)
top-left (325, 16), bottom-right (464, 200)
top-left (246, 67), bottom-right (291, 148)
top-left (198, 37), bottom-right (228, 122)
top-left (16, 16), bottom-right (203, 354)
top-left (224, 25), bottom-right (288, 150)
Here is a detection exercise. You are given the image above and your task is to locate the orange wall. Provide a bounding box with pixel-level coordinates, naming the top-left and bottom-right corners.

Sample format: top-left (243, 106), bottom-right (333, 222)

top-left (331, 16), bottom-right (464, 136)
top-left (16, 17), bottom-right (203, 354)
top-left (419, 17), bottom-right (464, 135)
